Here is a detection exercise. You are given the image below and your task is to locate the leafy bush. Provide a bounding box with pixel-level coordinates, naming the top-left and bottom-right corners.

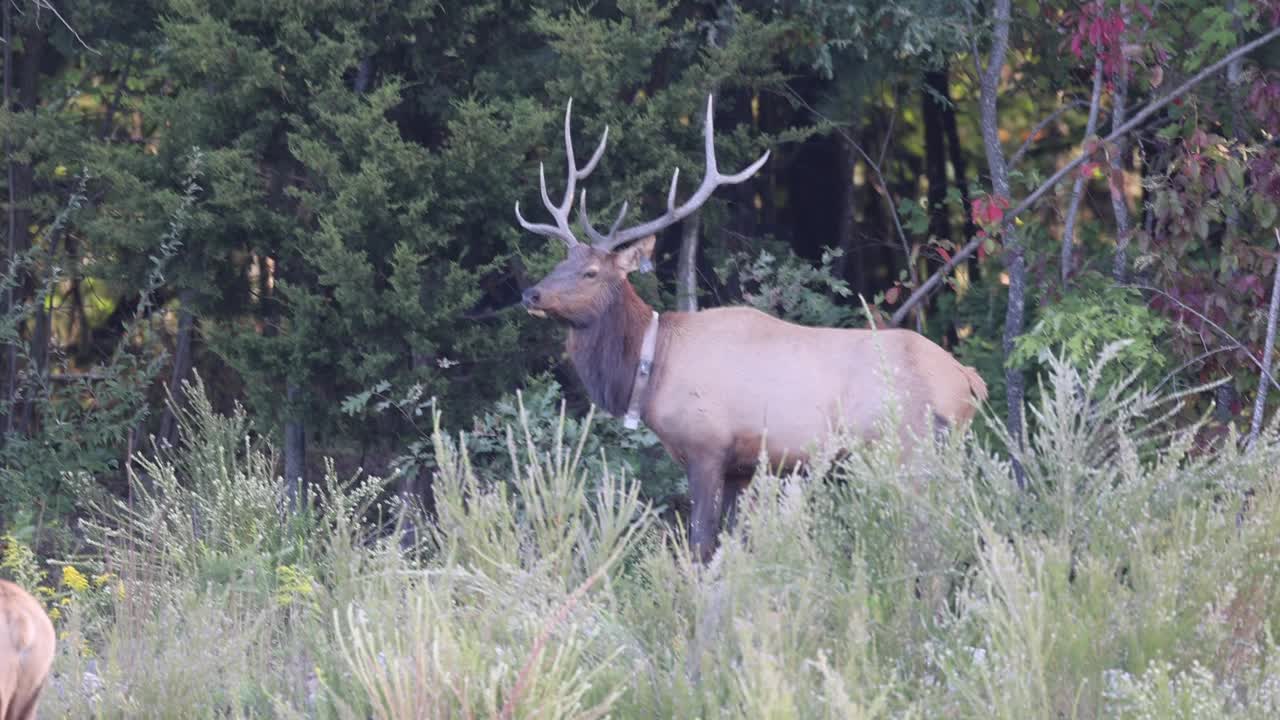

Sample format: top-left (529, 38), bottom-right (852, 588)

top-left (715, 244), bottom-right (860, 327)
top-left (343, 371), bottom-right (686, 505)
top-left (1011, 278), bottom-right (1169, 392)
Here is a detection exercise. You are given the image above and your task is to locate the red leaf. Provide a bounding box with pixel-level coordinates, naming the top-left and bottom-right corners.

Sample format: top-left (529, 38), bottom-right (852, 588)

top-left (971, 197), bottom-right (987, 225)
top-left (937, 247), bottom-right (952, 264)
top-left (885, 286), bottom-right (901, 304)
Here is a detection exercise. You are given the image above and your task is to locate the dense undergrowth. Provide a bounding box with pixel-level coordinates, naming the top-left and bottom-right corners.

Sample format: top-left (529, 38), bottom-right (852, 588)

top-left (7, 347), bottom-right (1280, 719)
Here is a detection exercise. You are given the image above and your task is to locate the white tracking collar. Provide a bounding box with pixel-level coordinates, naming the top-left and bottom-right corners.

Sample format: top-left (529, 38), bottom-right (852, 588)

top-left (623, 311), bottom-right (660, 430)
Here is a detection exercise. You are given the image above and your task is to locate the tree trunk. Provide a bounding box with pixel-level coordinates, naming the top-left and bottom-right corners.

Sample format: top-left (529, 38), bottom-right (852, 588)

top-left (157, 288), bottom-right (198, 446)
top-left (922, 70), bottom-right (952, 244)
top-left (2, 0), bottom-right (16, 442)
top-left (1109, 4), bottom-right (1133, 282)
top-left (1246, 232), bottom-right (1280, 451)
top-left (937, 59), bottom-right (979, 292)
top-left (21, 235), bottom-right (57, 435)
top-left (5, 18), bottom-right (43, 438)
top-left (834, 130), bottom-right (867, 291)
top-left (979, 0), bottom-right (1027, 488)
top-left (940, 62), bottom-right (977, 251)
top-left (676, 210), bottom-right (702, 312)
top-left (284, 382), bottom-right (306, 510)
top-left (1224, 1), bottom-right (1245, 248)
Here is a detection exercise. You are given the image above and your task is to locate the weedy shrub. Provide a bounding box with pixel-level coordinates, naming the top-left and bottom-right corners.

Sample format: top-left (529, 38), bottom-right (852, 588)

top-left (27, 348), bottom-right (1280, 718)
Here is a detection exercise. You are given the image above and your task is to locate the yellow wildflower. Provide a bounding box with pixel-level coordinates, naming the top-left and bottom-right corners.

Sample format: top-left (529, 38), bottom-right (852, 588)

top-left (54, 165), bottom-right (68, 178)
top-left (93, 573), bottom-right (112, 588)
top-left (1, 533), bottom-right (43, 583)
top-left (62, 565), bottom-right (90, 593)
top-left (48, 607), bottom-right (62, 621)
top-left (274, 565), bottom-right (315, 606)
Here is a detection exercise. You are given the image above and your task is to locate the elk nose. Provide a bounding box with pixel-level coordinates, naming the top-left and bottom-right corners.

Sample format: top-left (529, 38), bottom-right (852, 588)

top-left (522, 287), bottom-right (541, 307)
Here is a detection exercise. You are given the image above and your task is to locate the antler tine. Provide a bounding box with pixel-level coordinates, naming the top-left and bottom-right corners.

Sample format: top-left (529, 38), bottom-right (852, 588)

top-left (578, 189), bottom-right (628, 246)
top-left (608, 199), bottom-right (629, 238)
top-left (514, 98), bottom-right (610, 248)
top-left (591, 93), bottom-right (771, 252)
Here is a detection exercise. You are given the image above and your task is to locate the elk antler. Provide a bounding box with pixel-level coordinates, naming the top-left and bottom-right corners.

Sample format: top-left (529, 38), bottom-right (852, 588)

top-left (514, 98), bottom-right (609, 248)
top-left (580, 94), bottom-right (770, 252)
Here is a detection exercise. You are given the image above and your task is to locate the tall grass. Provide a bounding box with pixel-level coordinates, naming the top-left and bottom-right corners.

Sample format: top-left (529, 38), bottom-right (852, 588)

top-left (29, 349), bottom-right (1280, 718)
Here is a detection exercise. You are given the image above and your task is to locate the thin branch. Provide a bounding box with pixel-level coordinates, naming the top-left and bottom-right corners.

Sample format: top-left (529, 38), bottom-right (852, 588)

top-left (877, 82), bottom-right (900, 169)
top-left (1062, 58), bottom-right (1105, 285)
top-left (1246, 229), bottom-right (1280, 451)
top-left (1153, 345), bottom-right (1237, 394)
top-left (891, 24), bottom-right (1280, 327)
top-left (1009, 99), bottom-right (1088, 169)
top-left (1132, 282), bottom-right (1280, 393)
top-left (783, 86), bottom-right (920, 329)
top-left (30, 0), bottom-right (97, 54)
top-left (99, 50), bottom-right (133, 140)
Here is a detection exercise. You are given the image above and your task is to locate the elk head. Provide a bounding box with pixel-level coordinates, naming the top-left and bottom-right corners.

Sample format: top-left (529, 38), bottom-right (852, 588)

top-left (517, 95), bottom-right (770, 325)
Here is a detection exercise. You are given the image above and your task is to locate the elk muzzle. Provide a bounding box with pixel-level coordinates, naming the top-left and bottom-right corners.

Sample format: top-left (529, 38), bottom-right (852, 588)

top-left (522, 287), bottom-right (548, 318)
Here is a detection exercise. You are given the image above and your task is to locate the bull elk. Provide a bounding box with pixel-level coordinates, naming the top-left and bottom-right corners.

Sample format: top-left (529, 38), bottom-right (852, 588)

top-left (0, 579), bottom-right (55, 720)
top-left (516, 95), bottom-right (988, 562)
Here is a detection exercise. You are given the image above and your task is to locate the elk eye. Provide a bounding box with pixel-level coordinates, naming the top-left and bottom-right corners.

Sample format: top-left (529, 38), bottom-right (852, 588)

top-left (583, 269), bottom-right (598, 279)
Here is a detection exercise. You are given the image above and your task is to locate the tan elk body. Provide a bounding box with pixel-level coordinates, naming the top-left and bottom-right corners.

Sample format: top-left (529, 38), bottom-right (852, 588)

top-left (0, 579), bottom-right (55, 720)
top-left (517, 96), bottom-right (987, 561)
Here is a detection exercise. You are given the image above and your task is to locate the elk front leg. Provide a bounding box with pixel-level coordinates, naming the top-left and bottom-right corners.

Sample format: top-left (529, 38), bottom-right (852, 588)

top-left (687, 455), bottom-right (728, 564)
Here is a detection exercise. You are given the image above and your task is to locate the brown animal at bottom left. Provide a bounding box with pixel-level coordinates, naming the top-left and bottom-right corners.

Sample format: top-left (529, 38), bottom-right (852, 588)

top-left (0, 579), bottom-right (55, 720)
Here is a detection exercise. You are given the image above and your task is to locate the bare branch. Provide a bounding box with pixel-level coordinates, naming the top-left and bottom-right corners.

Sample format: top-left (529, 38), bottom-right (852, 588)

top-left (1061, 58), bottom-right (1105, 285)
top-left (1246, 229), bottom-right (1280, 451)
top-left (783, 87), bottom-right (920, 326)
top-left (30, 0), bottom-right (97, 54)
top-left (1153, 345), bottom-right (1237, 394)
top-left (891, 24), bottom-right (1280, 327)
top-left (1009, 99), bottom-right (1088, 169)
top-left (1133, 282), bottom-right (1280, 393)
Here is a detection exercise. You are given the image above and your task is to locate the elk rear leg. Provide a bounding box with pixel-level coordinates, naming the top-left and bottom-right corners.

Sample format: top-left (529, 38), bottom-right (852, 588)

top-left (687, 455), bottom-right (729, 564)
top-left (722, 471), bottom-right (752, 535)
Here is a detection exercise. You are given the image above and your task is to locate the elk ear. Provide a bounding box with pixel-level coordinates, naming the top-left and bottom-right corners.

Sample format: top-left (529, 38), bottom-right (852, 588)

top-left (615, 235), bottom-right (656, 274)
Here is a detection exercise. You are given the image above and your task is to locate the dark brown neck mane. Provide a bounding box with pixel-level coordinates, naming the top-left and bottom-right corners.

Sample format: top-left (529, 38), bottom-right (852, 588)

top-left (566, 281), bottom-right (654, 417)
